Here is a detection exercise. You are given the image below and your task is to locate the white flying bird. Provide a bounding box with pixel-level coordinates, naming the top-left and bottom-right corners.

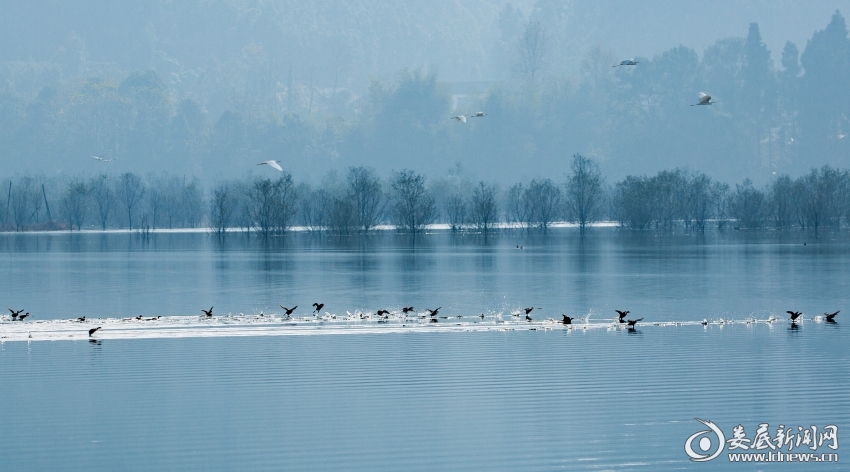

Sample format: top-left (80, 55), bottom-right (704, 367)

top-left (258, 160), bottom-right (283, 171)
top-left (613, 59), bottom-right (639, 67)
top-left (691, 92), bottom-right (714, 106)
top-left (452, 115), bottom-right (467, 123)
top-left (91, 155), bottom-right (116, 162)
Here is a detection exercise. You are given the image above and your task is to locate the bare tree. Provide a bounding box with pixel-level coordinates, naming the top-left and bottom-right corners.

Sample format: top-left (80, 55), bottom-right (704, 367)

top-left (507, 183), bottom-right (530, 230)
top-left (347, 166), bottom-right (385, 232)
top-left (391, 170), bottom-right (436, 234)
top-left (246, 174), bottom-right (298, 237)
top-left (444, 192), bottom-right (467, 232)
top-left (470, 181), bottom-right (499, 238)
top-left (514, 20), bottom-right (549, 87)
top-left (9, 176), bottom-right (41, 231)
top-left (115, 172), bottom-right (145, 230)
top-left (181, 178), bottom-right (204, 228)
top-left (728, 179), bottom-right (765, 229)
top-left (766, 175), bottom-right (795, 229)
top-left (524, 178), bottom-right (562, 233)
top-left (60, 179), bottom-right (89, 231)
top-left (565, 154), bottom-right (603, 231)
top-left (209, 184), bottom-right (235, 235)
top-left (89, 174), bottom-right (115, 230)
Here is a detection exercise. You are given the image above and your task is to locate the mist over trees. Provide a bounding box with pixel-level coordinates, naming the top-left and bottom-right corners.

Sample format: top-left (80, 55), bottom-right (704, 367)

top-left (1, 4), bottom-right (850, 187)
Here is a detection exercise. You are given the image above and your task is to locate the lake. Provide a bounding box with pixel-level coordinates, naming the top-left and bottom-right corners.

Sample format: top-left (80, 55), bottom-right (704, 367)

top-left (1, 229), bottom-right (848, 470)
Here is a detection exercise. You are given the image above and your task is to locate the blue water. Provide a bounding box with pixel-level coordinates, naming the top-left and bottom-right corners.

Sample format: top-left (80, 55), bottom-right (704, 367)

top-left (1, 229), bottom-right (848, 470)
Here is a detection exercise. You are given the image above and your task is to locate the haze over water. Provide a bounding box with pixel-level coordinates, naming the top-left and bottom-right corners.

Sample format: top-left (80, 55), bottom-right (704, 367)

top-left (1, 229), bottom-right (848, 470)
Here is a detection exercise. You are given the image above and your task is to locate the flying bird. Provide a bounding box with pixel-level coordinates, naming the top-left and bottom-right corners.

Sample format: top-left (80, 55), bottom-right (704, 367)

top-left (562, 315), bottom-right (575, 325)
top-left (88, 327), bottom-right (102, 337)
top-left (425, 307), bottom-right (441, 317)
top-left (280, 305), bottom-right (297, 316)
top-left (626, 318), bottom-right (643, 328)
top-left (787, 310), bottom-right (803, 322)
top-left (202, 306), bottom-right (214, 317)
top-left (8, 308), bottom-right (24, 320)
top-left (452, 115), bottom-right (467, 123)
top-left (91, 155), bottom-right (116, 162)
top-left (402, 306), bottom-right (415, 314)
top-left (825, 311), bottom-right (839, 322)
top-left (691, 92), bottom-right (713, 106)
top-left (312, 303), bottom-right (324, 314)
top-left (377, 309), bottom-right (390, 317)
top-left (615, 310), bottom-right (630, 322)
top-left (470, 112), bottom-right (486, 117)
top-left (613, 59), bottom-right (639, 67)
top-left (523, 307), bottom-right (536, 315)
top-left (258, 160), bottom-right (283, 171)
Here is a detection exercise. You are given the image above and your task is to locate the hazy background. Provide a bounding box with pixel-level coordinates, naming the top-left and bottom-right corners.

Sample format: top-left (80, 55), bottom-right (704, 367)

top-left (2, 0), bottom-right (850, 186)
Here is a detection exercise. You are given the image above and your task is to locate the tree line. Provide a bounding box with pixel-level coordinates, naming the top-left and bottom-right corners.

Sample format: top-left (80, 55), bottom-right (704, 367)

top-left (3, 156), bottom-right (850, 235)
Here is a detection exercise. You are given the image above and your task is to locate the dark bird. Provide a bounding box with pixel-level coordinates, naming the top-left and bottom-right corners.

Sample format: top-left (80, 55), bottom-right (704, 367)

top-left (312, 303), bottom-right (324, 314)
top-left (402, 307), bottom-right (415, 314)
top-left (626, 318), bottom-right (643, 328)
top-left (77, 316), bottom-right (86, 322)
top-left (88, 327), bottom-right (102, 337)
top-left (18, 313), bottom-right (30, 321)
top-left (377, 309), bottom-right (390, 317)
top-left (202, 307), bottom-right (213, 317)
top-left (615, 310), bottom-right (630, 322)
top-left (280, 305), bottom-right (297, 316)
top-left (526, 314), bottom-right (532, 322)
top-left (562, 315), bottom-right (574, 325)
top-left (479, 314), bottom-right (485, 319)
top-left (429, 318), bottom-right (438, 323)
top-left (523, 307), bottom-right (535, 315)
top-left (825, 311), bottom-right (839, 322)
top-left (8, 307), bottom-right (24, 320)
top-left (135, 315), bottom-right (143, 320)
top-left (787, 311), bottom-right (803, 322)
top-left (426, 307), bottom-right (441, 317)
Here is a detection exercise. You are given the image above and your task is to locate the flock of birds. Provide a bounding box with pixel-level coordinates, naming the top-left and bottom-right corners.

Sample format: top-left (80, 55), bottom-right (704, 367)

top-left (4, 305), bottom-right (838, 340)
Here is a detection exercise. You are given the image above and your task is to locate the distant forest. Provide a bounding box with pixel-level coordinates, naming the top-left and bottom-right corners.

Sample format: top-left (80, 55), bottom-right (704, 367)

top-left (1, 3), bottom-right (850, 224)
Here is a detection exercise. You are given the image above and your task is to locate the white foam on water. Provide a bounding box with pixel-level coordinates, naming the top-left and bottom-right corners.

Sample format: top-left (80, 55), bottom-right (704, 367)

top-left (0, 312), bottom-right (799, 342)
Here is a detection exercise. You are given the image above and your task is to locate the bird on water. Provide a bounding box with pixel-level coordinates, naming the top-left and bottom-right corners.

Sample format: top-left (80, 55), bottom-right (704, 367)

top-left (787, 311), bottom-right (803, 322)
top-left (8, 308), bottom-right (24, 321)
top-left (402, 307), bottom-right (415, 314)
top-left (202, 307), bottom-right (214, 317)
top-left (77, 316), bottom-right (86, 322)
top-left (312, 303), bottom-right (324, 314)
top-left (526, 314), bottom-right (532, 322)
top-left (615, 310), bottom-right (629, 323)
top-left (89, 327), bottom-right (102, 337)
top-left (18, 313), bottom-right (30, 321)
top-left (425, 307), bottom-right (441, 317)
top-left (626, 318), bottom-right (643, 329)
top-left (562, 315), bottom-right (575, 325)
top-left (280, 305), bottom-right (297, 316)
top-left (825, 311), bottom-right (839, 322)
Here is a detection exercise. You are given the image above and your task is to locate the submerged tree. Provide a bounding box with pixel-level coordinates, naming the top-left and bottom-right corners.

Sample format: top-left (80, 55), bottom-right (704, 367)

top-left (469, 181), bottom-right (499, 237)
top-left (245, 174), bottom-right (298, 237)
top-left (391, 169), bottom-right (436, 234)
top-left (565, 154), bottom-right (603, 231)
top-left (347, 166), bottom-right (385, 232)
top-left (209, 184), bottom-right (235, 236)
top-left (115, 172), bottom-right (145, 230)
top-left (60, 179), bottom-right (89, 230)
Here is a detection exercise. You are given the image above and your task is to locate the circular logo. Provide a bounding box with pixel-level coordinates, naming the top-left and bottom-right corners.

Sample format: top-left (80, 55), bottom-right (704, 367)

top-left (684, 418), bottom-right (726, 462)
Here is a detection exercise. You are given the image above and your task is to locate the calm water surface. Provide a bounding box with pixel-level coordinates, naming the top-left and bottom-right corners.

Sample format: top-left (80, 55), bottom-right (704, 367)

top-left (1, 229), bottom-right (848, 470)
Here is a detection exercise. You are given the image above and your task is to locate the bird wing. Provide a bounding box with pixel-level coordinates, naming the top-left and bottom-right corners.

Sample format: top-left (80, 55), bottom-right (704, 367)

top-left (699, 93), bottom-right (711, 103)
top-left (459, 115), bottom-right (466, 122)
top-left (268, 160), bottom-right (283, 171)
